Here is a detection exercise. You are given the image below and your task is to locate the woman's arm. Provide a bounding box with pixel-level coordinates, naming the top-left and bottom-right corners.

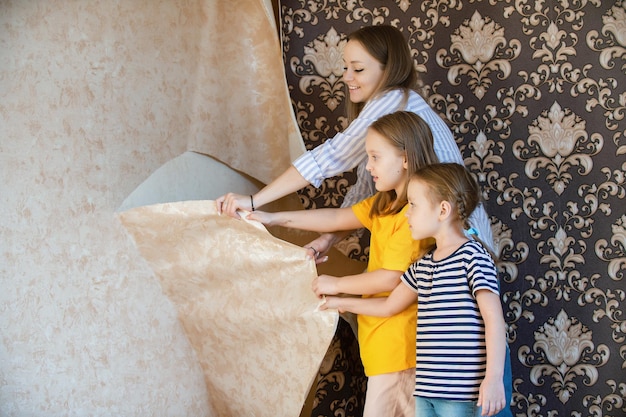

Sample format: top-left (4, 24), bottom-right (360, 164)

top-left (253, 165), bottom-right (310, 209)
top-left (319, 281), bottom-right (416, 317)
top-left (475, 289), bottom-right (507, 416)
top-left (313, 268), bottom-right (404, 297)
top-left (216, 165), bottom-right (309, 218)
top-left (217, 91), bottom-right (404, 218)
top-left (248, 207), bottom-right (362, 234)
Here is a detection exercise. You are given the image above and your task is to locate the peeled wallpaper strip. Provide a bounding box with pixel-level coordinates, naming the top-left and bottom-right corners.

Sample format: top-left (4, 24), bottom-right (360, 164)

top-left (118, 200), bottom-right (338, 417)
top-left (188, 0), bottom-right (305, 185)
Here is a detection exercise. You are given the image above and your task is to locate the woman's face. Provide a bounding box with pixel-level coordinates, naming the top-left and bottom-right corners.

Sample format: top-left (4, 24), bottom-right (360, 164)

top-left (342, 40), bottom-right (384, 104)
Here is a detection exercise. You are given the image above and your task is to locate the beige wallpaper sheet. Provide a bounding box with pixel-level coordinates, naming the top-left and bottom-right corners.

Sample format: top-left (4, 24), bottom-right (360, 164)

top-left (188, 0), bottom-right (305, 184)
top-left (118, 201), bottom-right (338, 417)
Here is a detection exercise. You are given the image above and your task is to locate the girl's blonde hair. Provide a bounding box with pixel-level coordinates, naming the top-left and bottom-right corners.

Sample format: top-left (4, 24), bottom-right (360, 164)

top-left (345, 25), bottom-right (422, 121)
top-left (368, 111), bottom-right (439, 218)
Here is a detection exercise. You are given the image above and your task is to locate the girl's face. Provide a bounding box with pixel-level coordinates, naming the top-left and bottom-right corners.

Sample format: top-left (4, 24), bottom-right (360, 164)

top-left (342, 40), bottom-right (384, 104)
top-left (365, 129), bottom-right (407, 195)
top-left (406, 179), bottom-right (441, 241)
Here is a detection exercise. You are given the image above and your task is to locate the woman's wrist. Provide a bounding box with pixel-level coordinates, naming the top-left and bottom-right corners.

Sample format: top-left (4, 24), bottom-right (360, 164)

top-left (321, 231), bottom-right (347, 248)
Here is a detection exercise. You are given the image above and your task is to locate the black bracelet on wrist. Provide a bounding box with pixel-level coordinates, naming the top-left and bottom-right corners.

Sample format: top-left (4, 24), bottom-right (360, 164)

top-left (250, 195), bottom-right (255, 211)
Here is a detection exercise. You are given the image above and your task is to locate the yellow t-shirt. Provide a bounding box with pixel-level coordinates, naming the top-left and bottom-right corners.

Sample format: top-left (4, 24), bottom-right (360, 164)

top-left (352, 195), bottom-right (432, 376)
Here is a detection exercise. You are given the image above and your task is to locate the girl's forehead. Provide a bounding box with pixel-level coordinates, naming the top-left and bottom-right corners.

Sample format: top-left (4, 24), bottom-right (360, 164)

top-left (365, 130), bottom-right (389, 148)
top-left (408, 179), bottom-right (427, 192)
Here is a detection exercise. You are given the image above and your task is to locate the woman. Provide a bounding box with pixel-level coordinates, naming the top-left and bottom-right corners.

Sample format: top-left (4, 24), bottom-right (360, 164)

top-left (215, 24), bottom-right (492, 254)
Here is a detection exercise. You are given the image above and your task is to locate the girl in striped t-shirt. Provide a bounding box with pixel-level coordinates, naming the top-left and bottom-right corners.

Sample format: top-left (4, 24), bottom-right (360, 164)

top-left (320, 163), bottom-right (509, 417)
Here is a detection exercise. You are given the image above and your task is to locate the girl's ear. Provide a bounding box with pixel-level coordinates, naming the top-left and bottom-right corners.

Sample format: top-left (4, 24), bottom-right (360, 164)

top-left (439, 200), bottom-right (452, 220)
top-left (402, 153), bottom-right (409, 170)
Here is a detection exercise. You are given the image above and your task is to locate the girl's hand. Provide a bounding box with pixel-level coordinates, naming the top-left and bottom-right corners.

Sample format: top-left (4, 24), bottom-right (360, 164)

top-left (215, 193), bottom-right (251, 218)
top-left (477, 376), bottom-right (505, 416)
top-left (312, 274), bottom-right (339, 297)
top-left (317, 295), bottom-right (343, 312)
top-left (245, 210), bottom-right (273, 225)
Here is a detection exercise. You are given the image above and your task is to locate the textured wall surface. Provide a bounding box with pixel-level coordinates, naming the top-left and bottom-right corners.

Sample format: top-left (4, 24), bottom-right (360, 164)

top-left (0, 0), bottom-right (307, 415)
top-left (280, 1), bottom-right (626, 416)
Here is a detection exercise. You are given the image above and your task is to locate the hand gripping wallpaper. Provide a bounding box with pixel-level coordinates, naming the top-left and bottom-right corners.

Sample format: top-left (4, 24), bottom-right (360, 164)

top-left (278, 1), bottom-right (626, 416)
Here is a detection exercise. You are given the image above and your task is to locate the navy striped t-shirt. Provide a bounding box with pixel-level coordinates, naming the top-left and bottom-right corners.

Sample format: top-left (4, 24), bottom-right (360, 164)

top-left (401, 239), bottom-right (499, 401)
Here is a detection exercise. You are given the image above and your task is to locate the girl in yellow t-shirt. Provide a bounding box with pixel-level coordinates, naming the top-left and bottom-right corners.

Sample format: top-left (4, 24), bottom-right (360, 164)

top-left (248, 110), bottom-right (438, 417)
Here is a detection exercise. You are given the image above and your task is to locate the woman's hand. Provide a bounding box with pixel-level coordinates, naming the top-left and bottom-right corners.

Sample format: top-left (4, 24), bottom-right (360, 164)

top-left (303, 233), bottom-right (338, 264)
top-left (215, 192), bottom-right (252, 219)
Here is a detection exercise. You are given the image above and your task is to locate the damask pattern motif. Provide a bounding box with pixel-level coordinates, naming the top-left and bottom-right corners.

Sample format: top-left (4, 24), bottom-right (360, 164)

top-left (290, 27), bottom-right (346, 111)
top-left (513, 101), bottom-right (603, 196)
top-left (519, 309), bottom-right (610, 404)
top-left (437, 10), bottom-right (522, 99)
top-left (280, 1), bottom-right (625, 416)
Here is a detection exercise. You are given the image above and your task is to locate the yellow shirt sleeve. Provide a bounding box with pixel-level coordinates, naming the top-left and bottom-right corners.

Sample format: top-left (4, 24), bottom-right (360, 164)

top-left (351, 196), bottom-right (373, 231)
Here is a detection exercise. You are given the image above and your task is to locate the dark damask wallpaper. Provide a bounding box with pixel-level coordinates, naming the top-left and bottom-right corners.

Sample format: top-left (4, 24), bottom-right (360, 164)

top-left (279, 1), bottom-right (626, 416)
